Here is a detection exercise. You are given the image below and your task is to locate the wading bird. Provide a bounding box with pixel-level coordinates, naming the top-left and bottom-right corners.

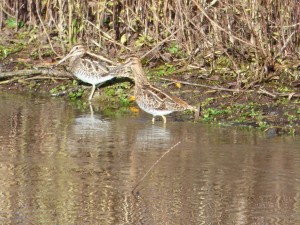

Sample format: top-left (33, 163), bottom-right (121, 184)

top-left (123, 57), bottom-right (198, 124)
top-left (57, 45), bottom-right (130, 101)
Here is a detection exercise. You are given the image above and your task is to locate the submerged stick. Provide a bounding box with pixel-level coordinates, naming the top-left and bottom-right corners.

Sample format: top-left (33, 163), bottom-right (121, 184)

top-left (132, 141), bottom-right (181, 193)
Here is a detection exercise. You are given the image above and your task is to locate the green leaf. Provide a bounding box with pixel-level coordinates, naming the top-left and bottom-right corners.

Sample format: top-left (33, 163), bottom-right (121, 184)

top-left (50, 87), bottom-right (58, 94)
top-left (5, 18), bottom-right (24, 28)
top-left (5, 18), bottom-right (17, 28)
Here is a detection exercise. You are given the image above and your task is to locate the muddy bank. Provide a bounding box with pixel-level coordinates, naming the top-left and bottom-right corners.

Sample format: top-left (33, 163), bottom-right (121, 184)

top-left (1, 62), bottom-right (299, 135)
top-left (0, 38), bottom-right (299, 135)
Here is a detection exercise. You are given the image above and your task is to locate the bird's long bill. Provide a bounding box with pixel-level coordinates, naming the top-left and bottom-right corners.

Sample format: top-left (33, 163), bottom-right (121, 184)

top-left (57, 52), bottom-right (73, 65)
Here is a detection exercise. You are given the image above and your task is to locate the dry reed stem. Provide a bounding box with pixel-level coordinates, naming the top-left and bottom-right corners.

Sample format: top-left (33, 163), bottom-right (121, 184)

top-left (35, 5), bottom-right (59, 57)
top-left (162, 78), bottom-right (300, 99)
top-left (141, 26), bottom-right (179, 59)
top-left (1, 0), bottom-right (300, 81)
top-left (85, 19), bottom-right (132, 51)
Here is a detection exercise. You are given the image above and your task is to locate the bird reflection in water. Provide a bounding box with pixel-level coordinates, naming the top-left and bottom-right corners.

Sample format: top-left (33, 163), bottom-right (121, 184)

top-left (135, 125), bottom-right (171, 150)
top-left (73, 104), bottom-right (110, 135)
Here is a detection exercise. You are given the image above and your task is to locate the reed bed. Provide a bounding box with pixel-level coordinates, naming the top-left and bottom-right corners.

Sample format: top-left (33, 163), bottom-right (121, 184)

top-left (1, 0), bottom-right (300, 82)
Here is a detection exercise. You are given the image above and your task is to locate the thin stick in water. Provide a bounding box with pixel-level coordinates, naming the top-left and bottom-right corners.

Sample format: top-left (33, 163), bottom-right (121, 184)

top-left (132, 141), bottom-right (181, 193)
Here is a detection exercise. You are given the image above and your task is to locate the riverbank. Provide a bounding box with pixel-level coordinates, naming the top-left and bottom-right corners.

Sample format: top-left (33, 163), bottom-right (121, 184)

top-left (0, 31), bottom-right (299, 135)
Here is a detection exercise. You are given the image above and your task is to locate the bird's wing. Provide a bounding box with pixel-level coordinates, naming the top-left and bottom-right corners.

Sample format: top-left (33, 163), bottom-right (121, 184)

top-left (139, 84), bottom-right (188, 110)
top-left (79, 58), bottom-right (110, 76)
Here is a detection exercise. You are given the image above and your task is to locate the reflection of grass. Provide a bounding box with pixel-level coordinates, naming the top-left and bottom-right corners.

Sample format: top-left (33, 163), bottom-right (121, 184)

top-left (101, 106), bottom-right (131, 118)
top-left (69, 99), bottom-right (89, 112)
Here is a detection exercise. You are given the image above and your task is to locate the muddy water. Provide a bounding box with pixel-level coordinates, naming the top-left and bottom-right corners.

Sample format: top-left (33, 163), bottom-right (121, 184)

top-left (0, 92), bottom-right (300, 225)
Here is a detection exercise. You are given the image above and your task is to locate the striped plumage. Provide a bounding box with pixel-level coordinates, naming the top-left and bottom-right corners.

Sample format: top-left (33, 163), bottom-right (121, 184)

top-left (58, 45), bottom-right (130, 101)
top-left (124, 57), bottom-right (196, 124)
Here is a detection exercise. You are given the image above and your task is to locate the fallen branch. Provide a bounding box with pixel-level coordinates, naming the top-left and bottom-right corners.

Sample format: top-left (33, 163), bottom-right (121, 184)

top-left (275, 91), bottom-right (300, 99)
top-left (0, 68), bottom-right (72, 79)
top-left (255, 88), bottom-right (300, 99)
top-left (0, 69), bottom-right (48, 78)
top-left (25, 76), bottom-right (70, 80)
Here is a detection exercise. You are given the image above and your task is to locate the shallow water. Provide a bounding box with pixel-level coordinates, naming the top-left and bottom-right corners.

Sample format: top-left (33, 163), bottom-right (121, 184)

top-left (0, 92), bottom-right (300, 225)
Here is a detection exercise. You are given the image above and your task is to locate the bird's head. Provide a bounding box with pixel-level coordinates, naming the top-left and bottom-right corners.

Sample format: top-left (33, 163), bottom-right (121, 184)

top-left (57, 45), bottom-right (86, 65)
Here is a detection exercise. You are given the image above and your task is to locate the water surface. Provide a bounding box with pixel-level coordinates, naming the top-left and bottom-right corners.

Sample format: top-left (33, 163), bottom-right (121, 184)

top-left (0, 92), bottom-right (300, 225)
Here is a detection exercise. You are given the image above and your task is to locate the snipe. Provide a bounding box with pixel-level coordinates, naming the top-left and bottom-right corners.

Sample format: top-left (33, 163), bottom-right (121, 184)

top-left (124, 57), bottom-right (197, 124)
top-left (57, 45), bottom-right (130, 101)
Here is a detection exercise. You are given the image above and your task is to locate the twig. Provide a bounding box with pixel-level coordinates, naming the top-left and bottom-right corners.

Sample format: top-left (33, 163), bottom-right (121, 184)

top-left (0, 78), bottom-right (18, 84)
top-left (141, 26), bottom-right (179, 59)
top-left (25, 76), bottom-right (70, 80)
top-left (278, 31), bottom-right (296, 57)
top-left (0, 69), bottom-right (48, 78)
top-left (275, 92), bottom-right (300, 99)
top-left (160, 77), bottom-right (242, 92)
top-left (191, 0), bottom-right (256, 48)
top-left (35, 5), bottom-right (59, 57)
top-left (85, 19), bottom-right (132, 51)
top-left (132, 141), bottom-right (181, 193)
top-left (257, 87), bottom-right (277, 98)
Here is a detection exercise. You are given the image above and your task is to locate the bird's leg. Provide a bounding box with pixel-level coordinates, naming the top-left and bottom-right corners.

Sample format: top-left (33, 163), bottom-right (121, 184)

top-left (89, 84), bottom-right (96, 101)
top-left (162, 115), bottom-right (167, 124)
top-left (89, 103), bottom-right (94, 117)
top-left (152, 116), bottom-right (156, 124)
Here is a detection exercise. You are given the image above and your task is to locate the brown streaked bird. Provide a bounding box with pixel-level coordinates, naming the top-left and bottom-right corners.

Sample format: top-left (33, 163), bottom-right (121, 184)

top-left (123, 57), bottom-right (197, 124)
top-left (57, 44), bottom-right (130, 101)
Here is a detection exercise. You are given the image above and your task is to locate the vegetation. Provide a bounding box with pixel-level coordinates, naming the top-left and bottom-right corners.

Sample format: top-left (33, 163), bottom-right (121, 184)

top-left (0, 0), bottom-right (299, 134)
top-left (1, 1), bottom-right (300, 70)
